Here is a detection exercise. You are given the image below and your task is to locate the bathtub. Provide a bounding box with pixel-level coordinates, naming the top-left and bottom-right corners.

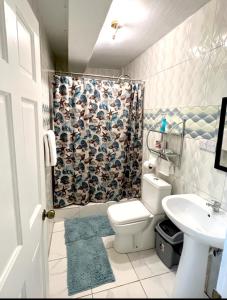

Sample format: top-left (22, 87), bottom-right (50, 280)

top-left (54, 198), bottom-right (136, 221)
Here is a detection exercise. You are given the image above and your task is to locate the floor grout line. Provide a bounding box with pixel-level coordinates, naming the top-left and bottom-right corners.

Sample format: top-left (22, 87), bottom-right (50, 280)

top-left (126, 252), bottom-right (148, 298)
top-left (126, 253), bottom-right (140, 281)
top-left (140, 270), bottom-right (174, 281)
top-left (92, 279), bottom-right (141, 297)
top-left (48, 256), bottom-right (67, 262)
top-left (52, 229), bottom-right (65, 233)
top-left (139, 280), bottom-right (148, 299)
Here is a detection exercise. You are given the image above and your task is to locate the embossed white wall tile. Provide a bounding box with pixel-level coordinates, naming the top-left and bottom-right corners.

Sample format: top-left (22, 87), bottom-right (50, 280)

top-left (156, 71), bottom-right (169, 108)
top-left (176, 138), bottom-right (199, 181)
top-left (144, 53), bottom-right (209, 109)
top-left (167, 137), bottom-right (225, 202)
top-left (170, 176), bottom-right (197, 195)
top-left (193, 139), bottom-right (226, 201)
top-left (145, 47), bottom-right (155, 78)
top-left (124, 0), bottom-right (227, 212)
top-left (151, 75), bottom-right (159, 107)
top-left (124, 60), bottom-right (135, 78)
top-left (152, 22), bottom-right (190, 74)
top-left (221, 176), bottom-right (227, 211)
top-left (126, 45), bottom-right (155, 80)
top-left (212, 0), bottom-right (227, 49)
top-left (181, 53), bottom-right (209, 106)
top-left (197, 189), bottom-right (219, 203)
top-left (151, 38), bottom-right (167, 75)
top-left (187, 0), bottom-right (216, 59)
top-left (205, 46), bottom-right (227, 106)
top-left (144, 78), bottom-right (153, 109)
top-left (138, 50), bottom-right (149, 79)
top-left (164, 63), bottom-right (185, 108)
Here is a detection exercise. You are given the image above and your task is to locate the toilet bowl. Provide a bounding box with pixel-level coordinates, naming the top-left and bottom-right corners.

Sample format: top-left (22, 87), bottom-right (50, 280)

top-left (107, 174), bottom-right (172, 253)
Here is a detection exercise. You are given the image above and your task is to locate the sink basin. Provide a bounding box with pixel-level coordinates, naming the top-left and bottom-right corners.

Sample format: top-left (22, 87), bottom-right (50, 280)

top-left (162, 194), bottom-right (227, 298)
top-left (162, 194), bottom-right (227, 249)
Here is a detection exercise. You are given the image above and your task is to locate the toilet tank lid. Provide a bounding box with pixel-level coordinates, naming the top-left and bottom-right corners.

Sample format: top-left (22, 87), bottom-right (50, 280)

top-left (143, 174), bottom-right (172, 190)
top-left (108, 200), bottom-right (151, 225)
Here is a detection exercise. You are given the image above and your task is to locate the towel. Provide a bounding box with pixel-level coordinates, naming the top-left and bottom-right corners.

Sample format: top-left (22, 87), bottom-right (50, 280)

top-left (44, 130), bottom-right (57, 166)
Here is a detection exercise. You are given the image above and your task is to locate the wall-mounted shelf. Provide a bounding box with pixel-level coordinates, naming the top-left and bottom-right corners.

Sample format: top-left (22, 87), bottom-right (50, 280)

top-left (146, 119), bottom-right (186, 167)
top-left (147, 129), bottom-right (182, 137)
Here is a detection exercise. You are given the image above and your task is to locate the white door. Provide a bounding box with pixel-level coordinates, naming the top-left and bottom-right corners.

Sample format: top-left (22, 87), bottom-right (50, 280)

top-left (0, 0), bottom-right (48, 297)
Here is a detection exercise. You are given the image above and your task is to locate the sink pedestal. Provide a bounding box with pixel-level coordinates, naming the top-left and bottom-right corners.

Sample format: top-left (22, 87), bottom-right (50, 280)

top-left (173, 234), bottom-right (209, 298)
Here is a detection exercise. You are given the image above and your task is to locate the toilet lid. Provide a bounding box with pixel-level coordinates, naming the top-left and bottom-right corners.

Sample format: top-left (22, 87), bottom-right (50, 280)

top-left (108, 200), bottom-right (151, 225)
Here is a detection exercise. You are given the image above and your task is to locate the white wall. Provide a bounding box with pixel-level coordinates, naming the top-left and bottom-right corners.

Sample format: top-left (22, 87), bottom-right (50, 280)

top-left (85, 67), bottom-right (121, 77)
top-left (123, 0), bottom-right (227, 212)
top-left (28, 0), bottom-right (55, 250)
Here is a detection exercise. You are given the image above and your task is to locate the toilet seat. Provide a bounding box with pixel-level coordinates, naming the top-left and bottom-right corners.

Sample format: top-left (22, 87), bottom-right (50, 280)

top-left (108, 200), bottom-right (152, 225)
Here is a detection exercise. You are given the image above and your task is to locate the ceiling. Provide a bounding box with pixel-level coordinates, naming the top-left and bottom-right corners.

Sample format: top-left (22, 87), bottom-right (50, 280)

top-left (32, 0), bottom-right (68, 65)
top-left (68, 0), bottom-right (112, 72)
top-left (33, 0), bottom-right (210, 72)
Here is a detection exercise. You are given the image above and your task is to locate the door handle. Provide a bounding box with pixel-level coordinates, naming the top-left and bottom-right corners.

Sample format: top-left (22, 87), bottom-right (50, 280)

top-left (42, 209), bottom-right (55, 221)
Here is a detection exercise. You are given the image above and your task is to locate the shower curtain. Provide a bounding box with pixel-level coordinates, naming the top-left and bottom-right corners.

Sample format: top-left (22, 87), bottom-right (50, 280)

top-left (52, 75), bottom-right (144, 207)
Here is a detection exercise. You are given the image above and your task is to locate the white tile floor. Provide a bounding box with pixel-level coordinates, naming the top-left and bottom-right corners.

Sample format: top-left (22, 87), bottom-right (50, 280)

top-left (48, 221), bottom-right (176, 299)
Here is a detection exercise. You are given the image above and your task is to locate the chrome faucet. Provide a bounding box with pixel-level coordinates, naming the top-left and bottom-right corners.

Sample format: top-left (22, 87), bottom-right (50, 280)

top-left (206, 200), bottom-right (221, 212)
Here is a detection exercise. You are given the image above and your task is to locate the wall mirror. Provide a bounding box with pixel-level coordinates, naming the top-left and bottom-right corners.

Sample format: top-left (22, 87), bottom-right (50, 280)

top-left (215, 97), bottom-right (227, 172)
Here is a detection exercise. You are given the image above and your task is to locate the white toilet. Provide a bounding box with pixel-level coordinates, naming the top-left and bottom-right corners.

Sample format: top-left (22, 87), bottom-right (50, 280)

top-left (107, 174), bottom-right (172, 253)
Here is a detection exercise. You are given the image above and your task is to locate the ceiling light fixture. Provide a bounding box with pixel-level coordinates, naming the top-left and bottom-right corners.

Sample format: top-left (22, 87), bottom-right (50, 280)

top-left (111, 20), bottom-right (121, 40)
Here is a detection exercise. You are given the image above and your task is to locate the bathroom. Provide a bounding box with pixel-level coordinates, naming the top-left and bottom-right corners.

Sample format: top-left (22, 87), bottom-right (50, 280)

top-left (1, 0), bottom-right (227, 298)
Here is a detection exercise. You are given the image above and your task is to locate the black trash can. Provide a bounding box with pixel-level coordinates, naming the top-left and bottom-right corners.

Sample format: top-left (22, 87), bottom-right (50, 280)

top-left (155, 218), bottom-right (183, 268)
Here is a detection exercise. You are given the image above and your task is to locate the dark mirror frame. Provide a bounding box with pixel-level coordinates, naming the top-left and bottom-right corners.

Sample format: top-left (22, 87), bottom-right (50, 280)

top-left (214, 97), bottom-right (227, 172)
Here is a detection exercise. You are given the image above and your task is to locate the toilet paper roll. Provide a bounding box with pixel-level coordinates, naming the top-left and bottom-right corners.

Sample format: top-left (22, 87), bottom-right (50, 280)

top-left (143, 160), bottom-right (153, 169)
top-left (149, 153), bottom-right (158, 167)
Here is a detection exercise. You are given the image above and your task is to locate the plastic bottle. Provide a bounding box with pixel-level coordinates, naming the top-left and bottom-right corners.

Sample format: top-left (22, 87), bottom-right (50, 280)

top-left (160, 115), bottom-right (167, 132)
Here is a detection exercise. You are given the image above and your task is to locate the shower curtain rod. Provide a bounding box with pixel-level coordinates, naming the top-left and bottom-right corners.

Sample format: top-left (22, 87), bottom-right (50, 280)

top-left (45, 69), bottom-right (145, 82)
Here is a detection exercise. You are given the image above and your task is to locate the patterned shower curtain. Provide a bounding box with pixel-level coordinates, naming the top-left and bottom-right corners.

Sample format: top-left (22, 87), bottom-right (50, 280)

top-left (52, 75), bottom-right (144, 208)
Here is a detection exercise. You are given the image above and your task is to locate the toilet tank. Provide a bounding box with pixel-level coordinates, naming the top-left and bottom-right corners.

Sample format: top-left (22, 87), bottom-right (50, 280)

top-left (142, 174), bottom-right (172, 215)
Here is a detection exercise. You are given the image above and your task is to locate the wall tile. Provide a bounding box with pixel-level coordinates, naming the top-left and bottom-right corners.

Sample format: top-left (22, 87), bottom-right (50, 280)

top-left (193, 139), bottom-right (225, 201)
top-left (221, 175), bottom-right (227, 210)
top-left (182, 106), bottom-right (218, 139)
top-left (144, 106), bottom-right (219, 140)
top-left (212, 0), bottom-right (227, 49)
top-left (186, 0), bottom-right (216, 59)
top-left (205, 46), bottom-right (227, 106)
top-left (124, 0), bottom-right (227, 214)
top-left (168, 138), bottom-right (226, 202)
top-left (151, 21), bottom-right (190, 74)
top-left (144, 53), bottom-right (209, 109)
top-left (181, 53), bottom-right (209, 106)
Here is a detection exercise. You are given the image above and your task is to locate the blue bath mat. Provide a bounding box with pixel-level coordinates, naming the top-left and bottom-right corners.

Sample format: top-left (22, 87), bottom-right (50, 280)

top-left (66, 237), bottom-right (115, 295)
top-left (64, 215), bottom-right (115, 295)
top-left (64, 215), bottom-right (115, 243)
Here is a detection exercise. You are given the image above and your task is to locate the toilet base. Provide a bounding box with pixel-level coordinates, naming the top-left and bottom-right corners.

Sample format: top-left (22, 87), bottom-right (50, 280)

top-left (113, 214), bottom-right (165, 254)
top-left (113, 232), bottom-right (155, 253)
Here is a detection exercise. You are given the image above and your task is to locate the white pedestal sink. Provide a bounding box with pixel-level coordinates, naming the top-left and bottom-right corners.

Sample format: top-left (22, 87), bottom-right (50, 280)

top-left (162, 194), bottom-right (227, 298)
